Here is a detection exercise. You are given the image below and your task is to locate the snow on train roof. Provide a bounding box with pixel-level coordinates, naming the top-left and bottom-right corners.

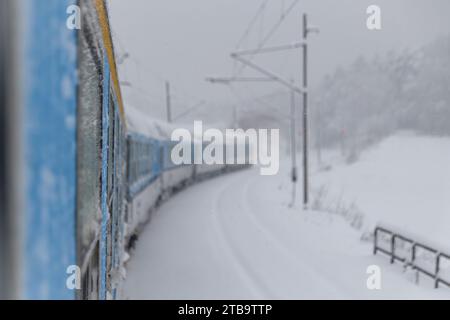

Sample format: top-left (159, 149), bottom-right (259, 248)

top-left (125, 103), bottom-right (239, 142)
top-left (125, 104), bottom-right (180, 139)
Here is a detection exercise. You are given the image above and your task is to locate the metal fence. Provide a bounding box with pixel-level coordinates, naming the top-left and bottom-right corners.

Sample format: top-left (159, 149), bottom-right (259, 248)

top-left (374, 226), bottom-right (450, 289)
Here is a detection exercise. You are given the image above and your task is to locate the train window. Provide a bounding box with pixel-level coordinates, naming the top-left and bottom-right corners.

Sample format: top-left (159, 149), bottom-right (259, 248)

top-left (111, 111), bottom-right (121, 270)
top-left (134, 142), bottom-right (137, 182)
top-left (160, 145), bottom-right (165, 170)
top-left (132, 141), bottom-right (137, 183)
top-left (140, 144), bottom-right (143, 175)
top-left (134, 142), bottom-right (137, 181)
top-left (148, 144), bottom-right (153, 172)
top-left (136, 142), bottom-right (139, 178)
top-left (107, 94), bottom-right (115, 201)
top-left (129, 141), bottom-right (133, 184)
top-left (133, 142), bottom-right (136, 183)
top-left (127, 137), bottom-right (154, 189)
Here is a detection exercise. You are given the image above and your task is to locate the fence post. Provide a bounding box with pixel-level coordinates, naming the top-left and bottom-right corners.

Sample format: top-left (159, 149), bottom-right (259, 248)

top-left (390, 235), bottom-right (396, 264)
top-left (373, 228), bottom-right (378, 255)
top-left (435, 254), bottom-right (441, 289)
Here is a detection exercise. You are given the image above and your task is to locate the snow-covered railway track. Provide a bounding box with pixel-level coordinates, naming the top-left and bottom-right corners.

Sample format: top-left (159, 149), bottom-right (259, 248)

top-left (122, 166), bottom-right (449, 299)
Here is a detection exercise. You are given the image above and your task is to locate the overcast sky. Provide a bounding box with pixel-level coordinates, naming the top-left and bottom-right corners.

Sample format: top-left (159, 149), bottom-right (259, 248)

top-left (109, 0), bottom-right (450, 119)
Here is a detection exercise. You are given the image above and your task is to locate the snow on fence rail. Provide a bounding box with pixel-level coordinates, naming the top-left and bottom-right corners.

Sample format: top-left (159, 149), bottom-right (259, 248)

top-left (374, 225), bottom-right (450, 289)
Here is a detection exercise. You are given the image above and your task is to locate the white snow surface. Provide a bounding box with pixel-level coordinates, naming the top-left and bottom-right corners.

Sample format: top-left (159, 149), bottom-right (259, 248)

top-left (314, 132), bottom-right (450, 251)
top-left (122, 133), bottom-right (450, 299)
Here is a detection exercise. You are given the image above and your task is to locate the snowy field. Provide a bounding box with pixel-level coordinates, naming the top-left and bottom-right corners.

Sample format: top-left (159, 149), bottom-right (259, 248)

top-left (122, 133), bottom-right (450, 299)
top-left (314, 132), bottom-right (450, 248)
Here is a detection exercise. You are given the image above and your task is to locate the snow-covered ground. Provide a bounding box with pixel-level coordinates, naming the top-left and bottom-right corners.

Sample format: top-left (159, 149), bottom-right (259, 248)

top-left (314, 132), bottom-right (450, 249)
top-left (121, 133), bottom-right (450, 299)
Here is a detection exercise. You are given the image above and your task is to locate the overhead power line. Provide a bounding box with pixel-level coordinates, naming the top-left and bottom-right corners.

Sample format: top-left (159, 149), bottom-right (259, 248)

top-left (234, 0), bottom-right (301, 77)
top-left (235, 0), bottom-right (271, 50)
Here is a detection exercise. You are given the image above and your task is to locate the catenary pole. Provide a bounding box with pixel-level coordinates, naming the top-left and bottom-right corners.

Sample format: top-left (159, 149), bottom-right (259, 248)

top-left (289, 82), bottom-right (298, 207)
top-left (165, 81), bottom-right (172, 123)
top-left (302, 13), bottom-right (309, 208)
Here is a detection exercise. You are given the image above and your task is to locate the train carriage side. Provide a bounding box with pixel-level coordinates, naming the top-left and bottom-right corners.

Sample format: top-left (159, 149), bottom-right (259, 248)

top-left (77, 0), bottom-right (128, 300)
top-left (194, 141), bottom-right (226, 179)
top-left (125, 133), bottom-right (162, 243)
top-left (160, 140), bottom-right (195, 194)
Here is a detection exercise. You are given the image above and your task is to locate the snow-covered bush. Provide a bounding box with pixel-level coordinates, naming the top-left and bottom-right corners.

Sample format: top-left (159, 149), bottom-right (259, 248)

top-left (311, 185), bottom-right (365, 231)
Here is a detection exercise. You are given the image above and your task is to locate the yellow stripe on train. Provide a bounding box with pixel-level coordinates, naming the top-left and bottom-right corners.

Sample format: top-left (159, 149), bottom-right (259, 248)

top-left (94, 0), bottom-right (126, 122)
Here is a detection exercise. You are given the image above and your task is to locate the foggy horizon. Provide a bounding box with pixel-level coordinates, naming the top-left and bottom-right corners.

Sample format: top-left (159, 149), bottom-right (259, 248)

top-left (109, 0), bottom-right (450, 120)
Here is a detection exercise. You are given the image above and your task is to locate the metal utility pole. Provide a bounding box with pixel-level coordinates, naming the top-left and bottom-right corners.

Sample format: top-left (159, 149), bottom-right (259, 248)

top-left (289, 83), bottom-right (298, 208)
top-left (165, 81), bottom-right (172, 123)
top-left (302, 14), bottom-right (309, 208)
top-left (301, 13), bottom-right (319, 209)
top-left (316, 99), bottom-right (323, 166)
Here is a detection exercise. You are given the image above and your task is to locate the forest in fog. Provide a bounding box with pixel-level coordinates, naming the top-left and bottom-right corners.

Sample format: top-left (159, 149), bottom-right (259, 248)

top-left (311, 35), bottom-right (450, 158)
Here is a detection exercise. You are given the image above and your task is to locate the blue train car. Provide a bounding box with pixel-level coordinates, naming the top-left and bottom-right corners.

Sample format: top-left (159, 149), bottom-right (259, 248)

top-left (76, 0), bottom-right (127, 300)
top-left (0, 0), bottom-right (127, 300)
top-left (127, 133), bottom-right (161, 199)
top-left (0, 0), bottom-right (251, 300)
top-left (124, 133), bottom-right (163, 249)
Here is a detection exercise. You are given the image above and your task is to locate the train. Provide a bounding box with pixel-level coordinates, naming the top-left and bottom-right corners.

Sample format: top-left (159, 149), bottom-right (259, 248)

top-left (0, 0), bottom-right (249, 300)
